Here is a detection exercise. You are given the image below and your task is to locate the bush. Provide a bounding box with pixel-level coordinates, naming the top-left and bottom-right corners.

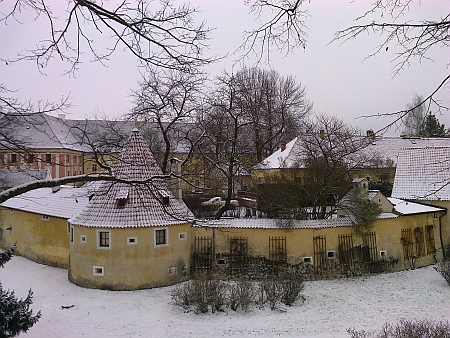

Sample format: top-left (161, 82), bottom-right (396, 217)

top-left (228, 280), bottom-right (256, 312)
top-left (347, 319), bottom-right (450, 338)
top-left (434, 260), bottom-right (450, 286)
top-left (171, 273), bottom-right (304, 313)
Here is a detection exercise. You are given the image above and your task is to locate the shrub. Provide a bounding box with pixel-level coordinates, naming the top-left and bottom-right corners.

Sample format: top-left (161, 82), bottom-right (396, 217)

top-left (279, 273), bottom-right (304, 306)
top-left (228, 280), bottom-right (256, 312)
top-left (434, 260), bottom-right (450, 286)
top-left (347, 319), bottom-right (450, 338)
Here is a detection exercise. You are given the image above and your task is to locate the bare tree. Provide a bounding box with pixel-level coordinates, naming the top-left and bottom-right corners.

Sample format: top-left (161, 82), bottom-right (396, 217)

top-left (300, 115), bottom-right (372, 219)
top-left (196, 72), bottom-right (253, 219)
top-left (239, 0), bottom-right (309, 64)
top-left (332, 1), bottom-right (450, 131)
top-left (233, 67), bottom-right (312, 162)
top-left (402, 94), bottom-right (426, 137)
top-left (130, 66), bottom-right (205, 173)
top-left (0, 0), bottom-right (214, 74)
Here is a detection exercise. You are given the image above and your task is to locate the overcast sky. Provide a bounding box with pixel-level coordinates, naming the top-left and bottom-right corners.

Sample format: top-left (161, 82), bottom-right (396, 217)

top-left (0, 0), bottom-right (448, 136)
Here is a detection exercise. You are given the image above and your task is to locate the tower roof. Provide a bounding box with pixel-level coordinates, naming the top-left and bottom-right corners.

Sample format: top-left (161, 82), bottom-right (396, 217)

top-left (69, 129), bottom-right (193, 227)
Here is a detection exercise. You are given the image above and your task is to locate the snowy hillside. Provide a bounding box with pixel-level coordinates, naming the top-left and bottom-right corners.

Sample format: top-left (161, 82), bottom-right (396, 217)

top-left (2, 256), bottom-right (450, 337)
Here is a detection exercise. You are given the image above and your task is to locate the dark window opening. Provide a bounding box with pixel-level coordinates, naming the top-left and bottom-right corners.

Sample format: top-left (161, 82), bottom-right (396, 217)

top-left (27, 153), bottom-right (35, 163)
top-left (45, 154), bottom-right (52, 163)
top-left (155, 229), bottom-right (167, 245)
top-left (99, 231), bottom-right (110, 248)
top-left (11, 154), bottom-right (17, 164)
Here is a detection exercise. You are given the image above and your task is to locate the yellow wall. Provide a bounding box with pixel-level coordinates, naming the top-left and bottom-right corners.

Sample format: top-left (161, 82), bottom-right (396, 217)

top-left (68, 223), bottom-right (192, 290)
top-left (192, 212), bottom-right (444, 271)
top-left (0, 207), bottom-right (70, 268)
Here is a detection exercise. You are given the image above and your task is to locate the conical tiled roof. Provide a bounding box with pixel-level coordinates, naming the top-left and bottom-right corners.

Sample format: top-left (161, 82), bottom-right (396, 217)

top-left (69, 129), bottom-right (193, 227)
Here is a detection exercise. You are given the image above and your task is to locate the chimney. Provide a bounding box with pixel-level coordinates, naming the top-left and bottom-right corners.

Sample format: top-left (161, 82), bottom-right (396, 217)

top-left (366, 130), bottom-right (375, 140)
top-left (281, 144), bottom-right (287, 152)
top-left (169, 157), bottom-right (183, 204)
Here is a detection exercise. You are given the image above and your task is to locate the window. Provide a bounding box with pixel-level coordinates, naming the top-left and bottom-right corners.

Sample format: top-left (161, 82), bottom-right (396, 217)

top-left (154, 228), bottom-right (168, 246)
top-left (70, 226), bottom-right (74, 243)
top-left (380, 250), bottom-right (387, 258)
top-left (27, 153), bottom-right (35, 163)
top-left (92, 164), bottom-right (98, 172)
top-left (303, 256), bottom-right (313, 264)
top-left (67, 222), bottom-right (71, 234)
top-left (116, 189), bottom-right (129, 209)
top-left (127, 237), bottom-right (137, 245)
top-left (9, 209), bottom-right (13, 213)
top-left (67, 154), bottom-right (70, 163)
top-left (98, 230), bottom-right (111, 248)
top-left (10, 153), bottom-right (17, 163)
top-left (179, 232), bottom-right (187, 240)
top-left (380, 173), bottom-right (390, 182)
top-left (42, 215), bottom-right (49, 221)
top-left (167, 267), bottom-right (177, 275)
top-left (45, 153), bottom-right (52, 163)
top-left (327, 251), bottom-right (335, 259)
top-left (93, 266), bottom-right (104, 276)
top-left (80, 235), bottom-right (86, 243)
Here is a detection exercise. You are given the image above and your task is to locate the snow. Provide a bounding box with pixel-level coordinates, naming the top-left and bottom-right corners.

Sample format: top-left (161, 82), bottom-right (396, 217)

top-left (2, 257), bottom-right (450, 337)
top-left (388, 197), bottom-right (445, 215)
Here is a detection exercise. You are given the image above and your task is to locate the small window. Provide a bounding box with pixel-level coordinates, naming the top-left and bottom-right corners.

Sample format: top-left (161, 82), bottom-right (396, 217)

top-left (42, 215), bottom-right (49, 221)
top-left (67, 222), bottom-right (71, 234)
top-left (303, 256), bottom-right (313, 264)
top-left (434, 213), bottom-right (438, 219)
top-left (98, 230), bottom-right (111, 249)
top-left (67, 154), bottom-right (70, 163)
top-left (179, 232), bottom-right (187, 240)
top-left (327, 251), bottom-right (335, 259)
top-left (70, 226), bottom-right (74, 243)
top-left (92, 164), bottom-right (98, 172)
top-left (27, 153), bottom-right (35, 163)
top-left (80, 235), bottom-right (86, 243)
top-left (93, 266), bottom-right (104, 276)
top-left (127, 237), bottom-right (137, 245)
top-left (45, 154), bottom-right (52, 163)
top-left (168, 267), bottom-right (177, 275)
top-left (154, 228), bottom-right (168, 246)
top-left (9, 209), bottom-right (13, 213)
top-left (380, 250), bottom-right (387, 258)
top-left (216, 258), bottom-right (226, 265)
top-left (10, 154), bottom-right (17, 164)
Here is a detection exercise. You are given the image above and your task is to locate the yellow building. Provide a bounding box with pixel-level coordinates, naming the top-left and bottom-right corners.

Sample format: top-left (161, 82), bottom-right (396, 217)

top-left (68, 129), bottom-right (194, 290)
top-left (192, 198), bottom-right (445, 274)
top-left (0, 185), bottom-right (89, 268)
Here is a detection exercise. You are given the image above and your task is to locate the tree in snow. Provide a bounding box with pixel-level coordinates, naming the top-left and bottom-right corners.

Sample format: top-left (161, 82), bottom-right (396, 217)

top-left (420, 114), bottom-right (447, 138)
top-left (0, 244), bottom-right (41, 338)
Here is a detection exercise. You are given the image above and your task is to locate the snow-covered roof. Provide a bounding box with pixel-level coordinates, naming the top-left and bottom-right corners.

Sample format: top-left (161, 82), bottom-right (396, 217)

top-left (252, 136), bottom-right (450, 170)
top-left (387, 197), bottom-right (445, 215)
top-left (69, 129), bottom-right (193, 228)
top-left (0, 113), bottom-right (89, 152)
top-left (392, 147), bottom-right (450, 201)
top-left (252, 137), bottom-right (301, 170)
top-left (0, 169), bottom-right (51, 189)
top-left (1, 185), bottom-right (89, 219)
top-left (194, 213), bottom-right (398, 230)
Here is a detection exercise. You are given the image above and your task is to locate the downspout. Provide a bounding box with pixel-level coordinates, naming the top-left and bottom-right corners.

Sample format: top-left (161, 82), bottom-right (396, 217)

top-left (439, 211), bottom-right (447, 261)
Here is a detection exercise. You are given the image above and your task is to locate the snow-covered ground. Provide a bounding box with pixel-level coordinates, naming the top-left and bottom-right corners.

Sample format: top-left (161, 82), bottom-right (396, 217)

top-left (2, 256), bottom-right (450, 337)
